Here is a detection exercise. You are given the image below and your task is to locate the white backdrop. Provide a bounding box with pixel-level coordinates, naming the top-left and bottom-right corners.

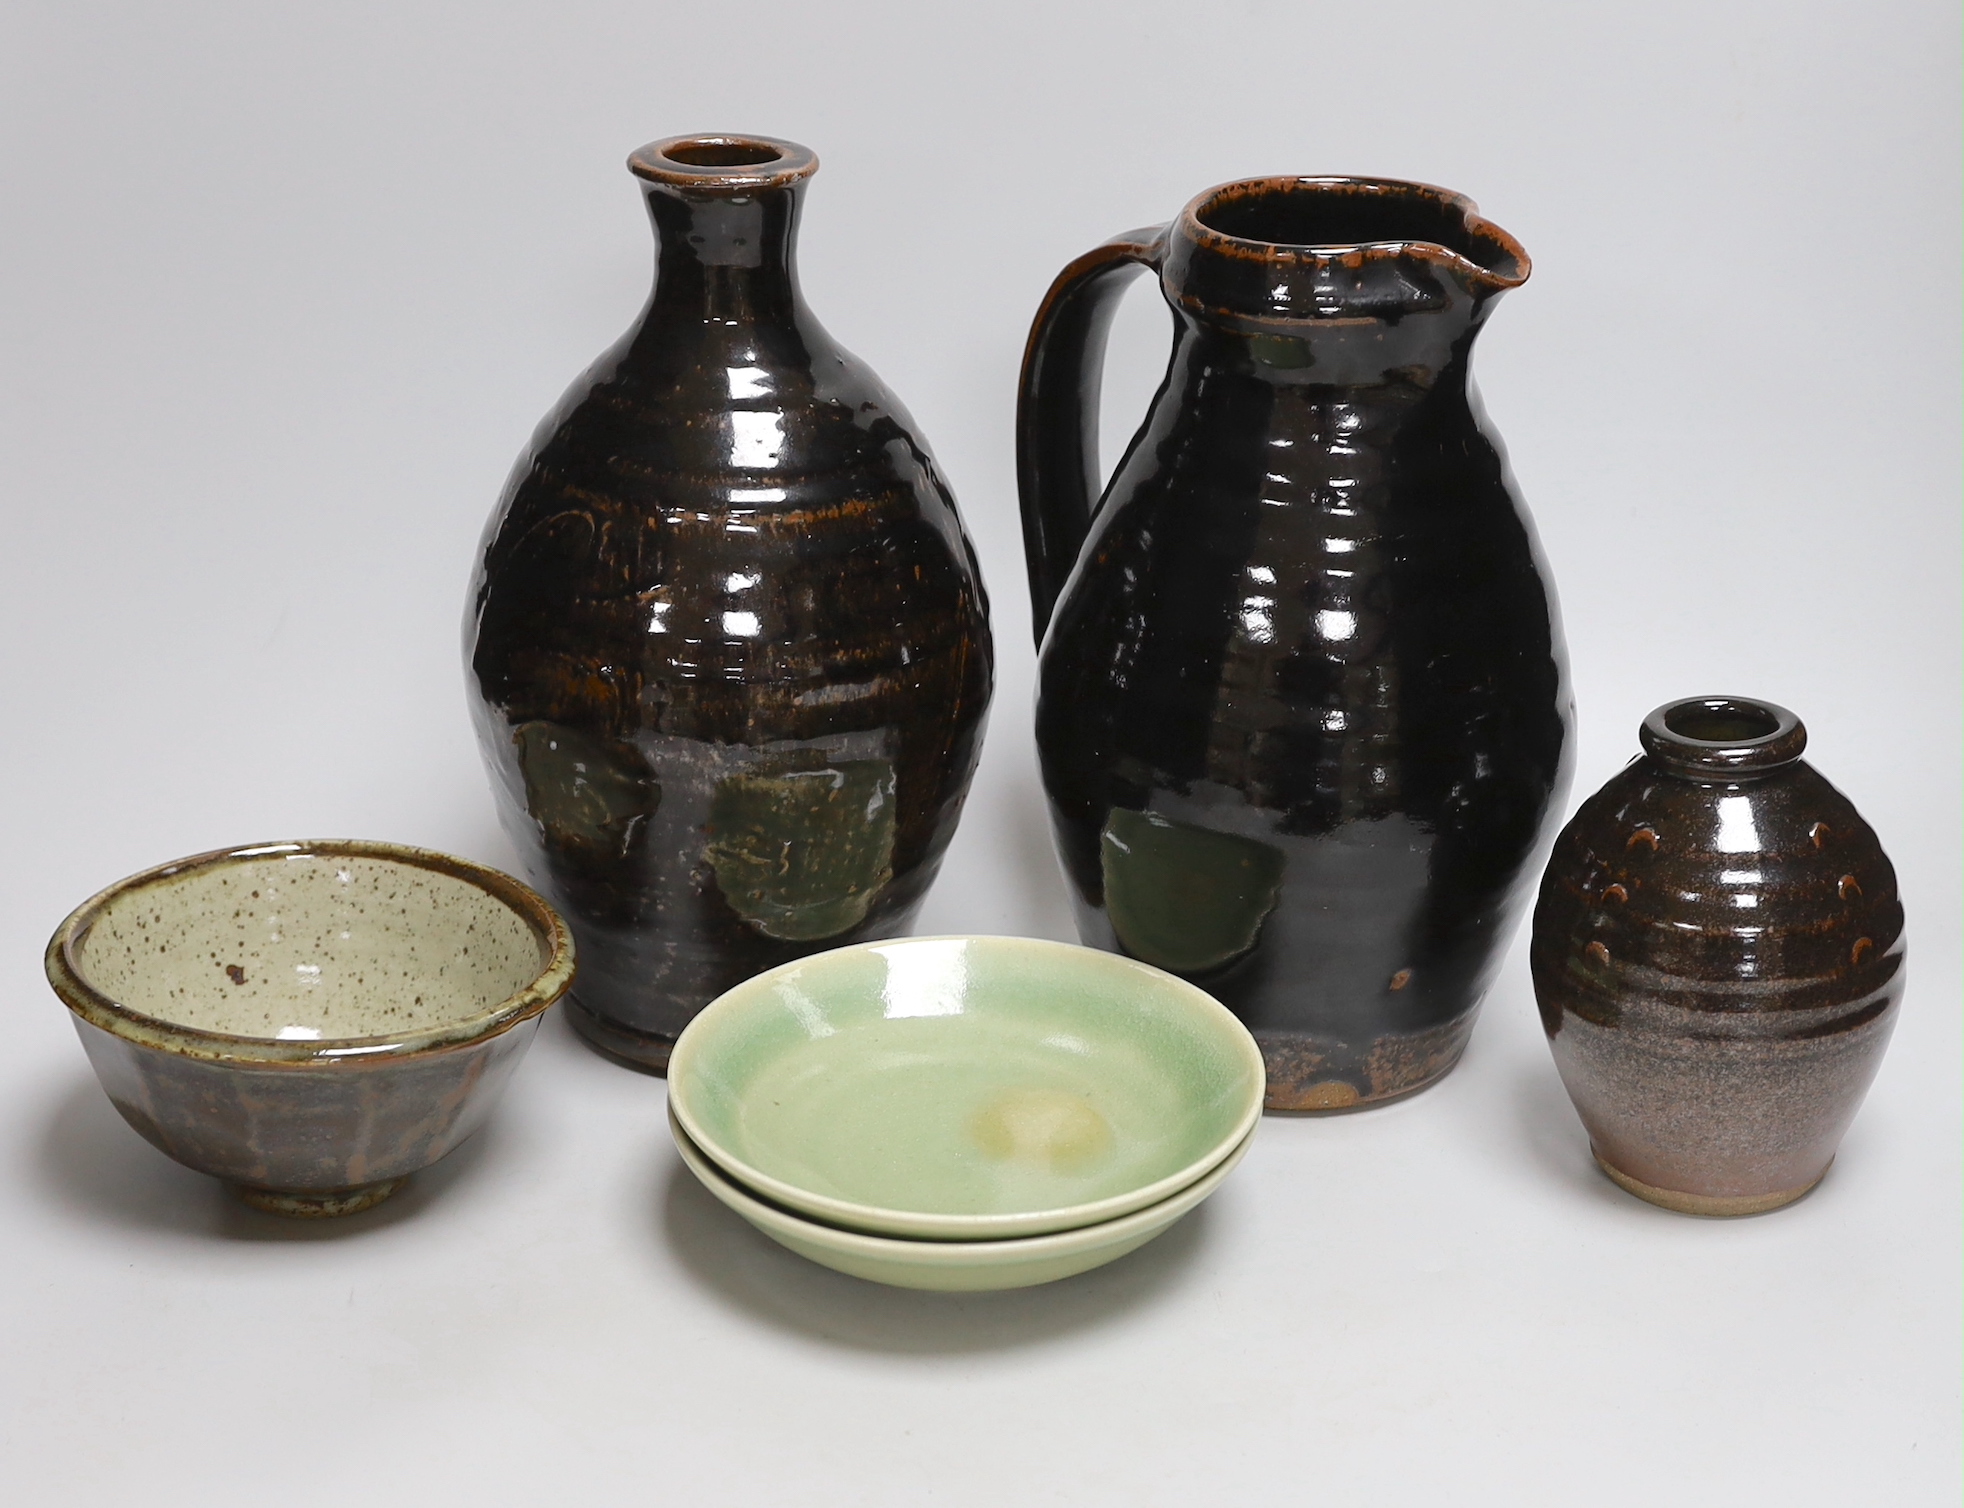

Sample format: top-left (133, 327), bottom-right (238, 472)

top-left (2, 2), bottom-right (1957, 1502)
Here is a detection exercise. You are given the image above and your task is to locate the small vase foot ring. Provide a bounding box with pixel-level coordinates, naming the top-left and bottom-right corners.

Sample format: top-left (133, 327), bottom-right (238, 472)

top-left (565, 996), bottom-right (676, 1075)
top-left (1593, 1151), bottom-right (1829, 1217)
top-left (230, 1178), bottom-right (407, 1218)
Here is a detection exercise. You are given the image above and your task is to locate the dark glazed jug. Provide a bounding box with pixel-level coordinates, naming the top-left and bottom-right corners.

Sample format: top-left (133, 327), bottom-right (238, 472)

top-left (1531, 698), bottom-right (1904, 1215)
top-left (1018, 177), bottom-right (1571, 1111)
top-left (467, 135), bottom-right (993, 1071)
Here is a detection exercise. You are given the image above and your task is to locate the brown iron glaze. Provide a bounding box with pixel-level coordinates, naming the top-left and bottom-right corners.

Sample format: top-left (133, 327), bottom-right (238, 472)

top-left (68, 1016), bottom-right (543, 1216)
top-left (44, 841), bottom-right (575, 1216)
top-left (1019, 176), bottom-right (1571, 1111)
top-left (467, 135), bottom-right (993, 1071)
top-left (1531, 698), bottom-right (1905, 1214)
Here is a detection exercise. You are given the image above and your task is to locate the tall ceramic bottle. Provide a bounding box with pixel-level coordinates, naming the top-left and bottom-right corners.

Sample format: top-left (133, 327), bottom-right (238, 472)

top-left (467, 136), bottom-right (993, 1071)
top-left (1019, 176), bottom-right (1572, 1110)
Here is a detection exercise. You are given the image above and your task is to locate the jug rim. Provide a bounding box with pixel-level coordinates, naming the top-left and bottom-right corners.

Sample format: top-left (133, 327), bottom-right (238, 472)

top-left (1178, 175), bottom-right (1529, 293)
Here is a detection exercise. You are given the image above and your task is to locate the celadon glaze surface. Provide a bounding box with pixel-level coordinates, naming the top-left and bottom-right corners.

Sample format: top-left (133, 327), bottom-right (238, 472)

top-left (670, 1106), bottom-right (1254, 1291)
top-left (46, 842), bottom-right (574, 1216)
top-left (77, 851), bottom-right (542, 1039)
top-left (667, 935), bottom-right (1264, 1239)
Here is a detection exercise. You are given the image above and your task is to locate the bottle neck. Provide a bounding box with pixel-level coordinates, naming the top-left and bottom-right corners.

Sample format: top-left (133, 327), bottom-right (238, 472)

top-left (643, 183), bottom-right (804, 324)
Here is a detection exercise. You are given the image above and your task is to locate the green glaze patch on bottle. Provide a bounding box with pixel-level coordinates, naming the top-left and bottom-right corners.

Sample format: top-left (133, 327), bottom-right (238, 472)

top-left (708, 757), bottom-right (897, 941)
top-left (514, 721), bottom-right (661, 859)
top-left (1102, 809), bottom-right (1285, 974)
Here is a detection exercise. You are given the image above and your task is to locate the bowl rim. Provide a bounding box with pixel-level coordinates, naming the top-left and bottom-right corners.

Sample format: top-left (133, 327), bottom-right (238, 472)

top-left (44, 839), bottom-right (577, 1066)
top-left (666, 933), bottom-right (1267, 1239)
top-left (669, 1101), bottom-right (1255, 1264)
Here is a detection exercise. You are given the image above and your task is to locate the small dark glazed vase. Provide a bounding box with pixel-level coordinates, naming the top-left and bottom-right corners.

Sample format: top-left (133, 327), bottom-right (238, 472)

top-left (467, 135), bottom-right (993, 1071)
top-left (1531, 698), bottom-right (1905, 1215)
top-left (1018, 176), bottom-right (1572, 1111)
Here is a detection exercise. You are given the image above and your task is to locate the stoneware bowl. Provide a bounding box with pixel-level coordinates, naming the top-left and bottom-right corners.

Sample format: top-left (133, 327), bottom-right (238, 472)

top-left (667, 935), bottom-right (1265, 1240)
top-left (671, 1105), bottom-right (1253, 1290)
top-left (45, 840), bottom-right (575, 1216)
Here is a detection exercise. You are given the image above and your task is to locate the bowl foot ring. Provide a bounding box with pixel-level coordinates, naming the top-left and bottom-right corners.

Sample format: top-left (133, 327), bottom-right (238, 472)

top-left (229, 1177), bottom-right (408, 1218)
top-left (1592, 1151), bottom-right (1828, 1217)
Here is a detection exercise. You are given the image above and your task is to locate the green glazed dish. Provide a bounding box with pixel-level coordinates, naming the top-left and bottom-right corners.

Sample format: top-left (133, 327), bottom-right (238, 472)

top-left (670, 1106), bottom-right (1254, 1291)
top-left (666, 935), bottom-right (1265, 1240)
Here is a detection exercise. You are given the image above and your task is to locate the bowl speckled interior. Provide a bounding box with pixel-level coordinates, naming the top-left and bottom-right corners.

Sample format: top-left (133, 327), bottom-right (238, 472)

top-left (667, 935), bottom-right (1265, 1240)
top-left (70, 845), bottom-right (547, 1042)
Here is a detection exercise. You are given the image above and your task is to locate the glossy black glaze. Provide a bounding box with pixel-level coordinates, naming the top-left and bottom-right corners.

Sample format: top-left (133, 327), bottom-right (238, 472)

top-left (1531, 698), bottom-right (1905, 1214)
top-left (467, 136), bottom-right (993, 1071)
top-left (1019, 177), bottom-right (1571, 1110)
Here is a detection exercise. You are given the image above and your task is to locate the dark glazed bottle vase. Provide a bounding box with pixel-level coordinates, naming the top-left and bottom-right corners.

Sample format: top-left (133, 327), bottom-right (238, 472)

top-left (1531, 698), bottom-right (1905, 1215)
top-left (467, 135), bottom-right (993, 1071)
top-left (1017, 177), bottom-right (1572, 1111)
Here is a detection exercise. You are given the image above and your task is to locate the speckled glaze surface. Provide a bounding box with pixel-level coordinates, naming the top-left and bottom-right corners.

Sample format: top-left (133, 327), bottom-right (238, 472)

top-left (1018, 177), bottom-right (1572, 1111)
top-left (467, 135), bottom-right (992, 1073)
top-left (1531, 699), bottom-right (1905, 1215)
top-left (671, 1105), bottom-right (1255, 1291)
top-left (46, 841), bottom-right (575, 1215)
top-left (666, 935), bottom-right (1264, 1240)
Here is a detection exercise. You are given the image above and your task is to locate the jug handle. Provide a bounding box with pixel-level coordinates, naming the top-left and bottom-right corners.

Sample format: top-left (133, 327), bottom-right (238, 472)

top-left (1014, 225), bottom-right (1168, 648)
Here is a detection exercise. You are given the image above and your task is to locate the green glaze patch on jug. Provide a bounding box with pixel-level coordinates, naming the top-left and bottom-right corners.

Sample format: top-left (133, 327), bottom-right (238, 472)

top-left (1101, 809), bottom-right (1285, 974)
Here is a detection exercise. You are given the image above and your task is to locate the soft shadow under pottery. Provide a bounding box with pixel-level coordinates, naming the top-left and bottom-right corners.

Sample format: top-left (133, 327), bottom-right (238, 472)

top-left (1530, 698), bottom-right (1905, 1215)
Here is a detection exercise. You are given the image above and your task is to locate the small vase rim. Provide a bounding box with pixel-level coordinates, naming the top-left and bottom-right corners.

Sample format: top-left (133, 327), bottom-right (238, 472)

top-left (1639, 695), bottom-right (1808, 776)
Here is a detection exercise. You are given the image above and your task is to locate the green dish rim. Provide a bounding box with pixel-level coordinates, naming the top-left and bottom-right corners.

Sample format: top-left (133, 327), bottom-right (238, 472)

top-left (670, 1102), bottom-right (1256, 1264)
top-left (666, 934), bottom-right (1266, 1240)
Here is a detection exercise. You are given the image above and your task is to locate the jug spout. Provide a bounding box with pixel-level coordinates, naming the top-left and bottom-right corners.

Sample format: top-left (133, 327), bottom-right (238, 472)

top-left (1162, 175), bottom-right (1530, 384)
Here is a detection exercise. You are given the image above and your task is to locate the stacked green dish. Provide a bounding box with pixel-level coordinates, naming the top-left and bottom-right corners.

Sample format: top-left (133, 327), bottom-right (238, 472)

top-left (666, 935), bottom-right (1264, 1291)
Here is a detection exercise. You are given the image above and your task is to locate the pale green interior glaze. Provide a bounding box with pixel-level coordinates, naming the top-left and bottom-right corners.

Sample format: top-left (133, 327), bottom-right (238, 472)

top-left (670, 937), bottom-right (1262, 1228)
top-left (77, 852), bottom-right (544, 1040)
